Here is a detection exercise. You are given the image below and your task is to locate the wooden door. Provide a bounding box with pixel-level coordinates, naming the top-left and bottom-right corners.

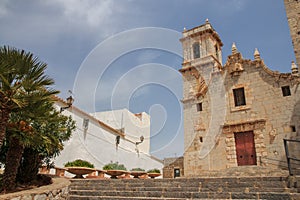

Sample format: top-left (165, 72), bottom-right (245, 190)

top-left (234, 131), bottom-right (257, 166)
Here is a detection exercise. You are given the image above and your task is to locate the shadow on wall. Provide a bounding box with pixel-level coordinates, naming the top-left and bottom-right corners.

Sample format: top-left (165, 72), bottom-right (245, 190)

top-left (291, 99), bottom-right (300, 139)
top-left (288, 99), bottom-right (300, 174)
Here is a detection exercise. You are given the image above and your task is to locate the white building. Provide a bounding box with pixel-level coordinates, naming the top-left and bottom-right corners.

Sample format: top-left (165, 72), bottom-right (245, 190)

top-left (93, 109), bottom-right (150, 154)
top-left (53, 97), bottom-right (163, 172)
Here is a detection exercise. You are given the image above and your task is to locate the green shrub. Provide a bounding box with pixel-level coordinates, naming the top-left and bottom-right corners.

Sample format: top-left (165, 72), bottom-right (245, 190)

top-left (103, 162), bottom-right (127, 171)
top-left (64, 159), bottom-right (94, 168)
top-left (130, 168), bottom-right (145, 172)
top-left (147, 168), bottom-right (160, 173)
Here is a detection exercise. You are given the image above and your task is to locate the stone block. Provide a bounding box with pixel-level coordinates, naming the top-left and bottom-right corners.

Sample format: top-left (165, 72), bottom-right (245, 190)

top-left (34, 194), bottom-right (47, 200)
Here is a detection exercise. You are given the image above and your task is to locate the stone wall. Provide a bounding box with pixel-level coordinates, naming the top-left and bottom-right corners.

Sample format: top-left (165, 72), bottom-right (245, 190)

top-left (284, 0), bottom-right (300, 66)
top-left (163, 157), bottom-right (184, 178)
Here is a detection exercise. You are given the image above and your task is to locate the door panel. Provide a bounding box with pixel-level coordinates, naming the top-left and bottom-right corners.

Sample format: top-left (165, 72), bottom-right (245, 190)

top-left (234, 131), bottom-right (257, 166)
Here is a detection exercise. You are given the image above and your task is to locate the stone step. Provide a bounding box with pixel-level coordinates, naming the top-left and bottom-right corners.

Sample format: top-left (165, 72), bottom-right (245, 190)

top-left (69, 179), bottom-right (288, 190)
top-left (68, 190), bottom-right (293, 199)
top-left (69, 186), bottom-right (296, 193)
top-left (68, 191), bottom-right (293, 200)
top-left (70, 181), bottom-right (286, 187)
top-left (70, 176), bottom-right (288, 184)
top-left (68, 196), bottom-right (224, 200)
top-left (70, 177), bottom-right (288, 187)
top-left (68, 176), bottom-right (298, 199)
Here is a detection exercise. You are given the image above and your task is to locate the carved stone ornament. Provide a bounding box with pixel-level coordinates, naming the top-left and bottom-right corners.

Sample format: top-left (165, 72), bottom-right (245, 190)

top-left (195, 76), bottom-right (208, 98)
top-left (182, 66), bottom-right (208, 98)
top-left (224, 53), bottom-right (245, 76)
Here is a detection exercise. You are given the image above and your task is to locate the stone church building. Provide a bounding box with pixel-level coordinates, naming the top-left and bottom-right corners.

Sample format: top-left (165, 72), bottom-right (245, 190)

top-left (180, 19), bottom-right (300, 177)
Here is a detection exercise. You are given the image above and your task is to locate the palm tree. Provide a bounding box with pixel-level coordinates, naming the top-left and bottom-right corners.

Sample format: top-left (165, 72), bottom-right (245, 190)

top-left (0, 46), bottom-right (59, 191)
top-left (0, 46), bottom-right (58, 149)
top-left (1, 100), bottom-right (75, 191)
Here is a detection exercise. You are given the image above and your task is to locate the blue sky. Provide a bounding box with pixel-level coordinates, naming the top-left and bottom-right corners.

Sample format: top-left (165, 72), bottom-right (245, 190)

top-left (0, 0), bottom-right (295, 159)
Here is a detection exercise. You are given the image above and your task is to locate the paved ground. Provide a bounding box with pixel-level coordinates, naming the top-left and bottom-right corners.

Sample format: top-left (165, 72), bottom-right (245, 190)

top-left (0, 176), bottom-right (70, 199)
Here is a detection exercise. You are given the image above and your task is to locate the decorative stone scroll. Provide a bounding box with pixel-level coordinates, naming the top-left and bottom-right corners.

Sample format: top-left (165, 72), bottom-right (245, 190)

top-left (180, 66), bottom-right (208, 98)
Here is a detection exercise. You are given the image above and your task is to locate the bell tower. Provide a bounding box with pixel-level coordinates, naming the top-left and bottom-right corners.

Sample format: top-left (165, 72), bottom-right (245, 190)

top-left (179, 20), bottom-right (224, 176)
top-left (284, 0), bottom-right (300, 66)
top-left (180, 19), bottom-right (223, 65)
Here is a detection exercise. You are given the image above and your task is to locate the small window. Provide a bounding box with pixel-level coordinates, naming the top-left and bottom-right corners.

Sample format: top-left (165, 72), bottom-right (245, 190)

top-left (193, 42), bottom-right (200, 59)
top-left (199, 137), bottom-right (203, 143)
top-left (291, 126), bottom-right (296, 132)
top-left (233, 88), bottom-right (246, 106)
top-left (196, 103), bottom-right (202, 111)
top-left (215, 45), bottom-right (219, 58)
top-left (281, 86), bottom-right (291, 97)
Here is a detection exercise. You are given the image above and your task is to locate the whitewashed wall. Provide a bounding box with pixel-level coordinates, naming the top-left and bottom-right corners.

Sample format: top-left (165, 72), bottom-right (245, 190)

top-left (53, 101), bottom-right (162, 172)
top-left (93, 109), bottom-right (150, 154)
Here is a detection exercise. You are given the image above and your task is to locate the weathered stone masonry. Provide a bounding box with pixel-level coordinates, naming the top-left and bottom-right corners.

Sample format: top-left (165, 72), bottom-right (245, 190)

top-left (180, 20), bottom-right (300, 177)
top-left (284, 0), bottom-right (300, 66)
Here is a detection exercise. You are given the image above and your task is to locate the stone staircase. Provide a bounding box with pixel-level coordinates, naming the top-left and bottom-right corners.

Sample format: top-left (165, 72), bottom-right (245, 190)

top-left (68, 176), bottom-right (300, 200)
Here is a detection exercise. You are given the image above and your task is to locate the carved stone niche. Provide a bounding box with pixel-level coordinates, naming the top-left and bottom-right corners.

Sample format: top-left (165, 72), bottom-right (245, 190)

top-left (225, 53), bottom-right (244, 76)
top-left (230, 63), bottom-right (244, 76)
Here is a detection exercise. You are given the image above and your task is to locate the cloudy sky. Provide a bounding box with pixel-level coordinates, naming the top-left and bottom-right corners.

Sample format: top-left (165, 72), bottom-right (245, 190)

top-left (0, 0), bottom-right (295, 159)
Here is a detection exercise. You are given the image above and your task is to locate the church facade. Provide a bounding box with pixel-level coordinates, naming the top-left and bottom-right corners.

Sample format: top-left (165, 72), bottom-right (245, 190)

top-left (180, 20), bottom-right (300, 177)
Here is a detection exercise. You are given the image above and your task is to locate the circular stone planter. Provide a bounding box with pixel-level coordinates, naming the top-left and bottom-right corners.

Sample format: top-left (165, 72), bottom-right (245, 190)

top-left (97, 169), bottom-right (106, 178)
top-left (39, 165), bottom-right (50, 174)
top-left (54, 167), bottom-right (66, 177)
top-left (65, 167), bottom-right (95, 178)
top-left (147, 173), bottom-right (161, 179)
top-left (130, 171), bottom-right (147, 178)
top-left (105, 170), bottom-right (126, 179)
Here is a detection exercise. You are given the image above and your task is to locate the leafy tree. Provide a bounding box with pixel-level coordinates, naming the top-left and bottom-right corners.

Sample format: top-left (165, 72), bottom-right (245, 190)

top-left (17, 107), bottom-right (75, 184)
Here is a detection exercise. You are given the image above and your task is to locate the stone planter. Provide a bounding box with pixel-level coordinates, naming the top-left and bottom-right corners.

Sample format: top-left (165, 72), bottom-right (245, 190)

top-left (130, 171), bottom-right (147, 179)
top-left (55, 167), bottom-right (66, 177)
top-left (118, 171), bottom-right (131, 179)
top-left (147, 173), bottom-right (161, 179)
top-left (86, 169), bottom-right (99, 178)
top-left (65, 167), bottom-right (95, 178)
top-left (105, 170), bottom-right (126, 179)
top-left (39, 165), bottom-right (50, 174)
top-left (97, 169), bottom-right (106, 178)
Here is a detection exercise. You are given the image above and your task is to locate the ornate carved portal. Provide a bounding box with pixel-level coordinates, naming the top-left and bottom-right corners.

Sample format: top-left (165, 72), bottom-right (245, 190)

top-left (223, 119), bottom-right (267, 168)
